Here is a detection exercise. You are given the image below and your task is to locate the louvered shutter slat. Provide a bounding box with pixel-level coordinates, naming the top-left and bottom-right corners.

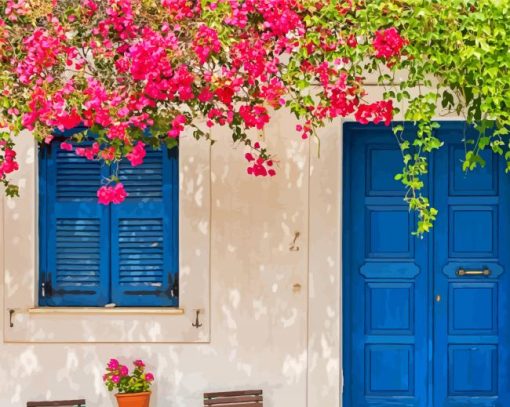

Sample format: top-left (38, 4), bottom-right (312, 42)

top-left (118, 149), bottom-right (164, 199)
top-left (55, 150), bottom-right (103, 200)
top-left (39, 141), bottom-right (110, 306)
top-left (111, 147), bottom-right (178, 307)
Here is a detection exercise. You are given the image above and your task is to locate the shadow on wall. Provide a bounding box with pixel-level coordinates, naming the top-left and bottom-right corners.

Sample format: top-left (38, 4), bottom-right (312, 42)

top-left (0, 111), bottom-right (340, 407)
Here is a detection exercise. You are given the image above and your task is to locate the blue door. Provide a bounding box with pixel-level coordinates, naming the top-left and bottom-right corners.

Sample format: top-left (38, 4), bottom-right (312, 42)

top-left (343, 122), bottom-right (510, 407)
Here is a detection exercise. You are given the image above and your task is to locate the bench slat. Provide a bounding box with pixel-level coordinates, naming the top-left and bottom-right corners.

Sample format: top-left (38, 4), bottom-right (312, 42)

top-left (204, 390), bottom-right (263, 407)
top-left (204, 390), bottom-right (262, 398)
top-left (205, 395), bottom-right (263, 405)
top-left (27, 401), bottom-right (86, 407)
top-left (205, 404), bottom-right (262, 407)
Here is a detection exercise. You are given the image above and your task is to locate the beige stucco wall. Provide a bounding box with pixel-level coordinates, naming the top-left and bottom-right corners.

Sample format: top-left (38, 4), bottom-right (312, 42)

top-left (0, 108), bottom-right (342, 407)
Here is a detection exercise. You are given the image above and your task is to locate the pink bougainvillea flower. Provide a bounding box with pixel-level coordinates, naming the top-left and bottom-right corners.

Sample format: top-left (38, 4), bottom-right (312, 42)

top-left (111, 183), bottom-right (128, 204)
top-left (16, 27), bottom-right (66, 85)
top-left (161, 0), bottom-right (195, 20)
top-left (145, 373), bottom-right (154, 382)
top-left (75, 147), bottom-right (86, 157)
top-left (346, 34), bottom-right (357, 48)
top-left (97, 186), bottom-right (112, 205)
top-left (197, 87), bottom-right (213, 103)
top-left (60, 142), bottom-right (73, 151)
top-left (373, 27), bottom-right (407, 59)
top-left (193, 24), bottom-right (221, 64)
top-left (100, 146), bottom-right (116, 161)
top-left (0, 147), bottom-right (19, 177)
top-left (59, 109), bottom-right (81, 130)
top-left (97, 183), bottom-right (127, 205)
top-left (107, 123), bottom-right (130, 141)
top-left (238, 105), bottom-right (270, 130)
top-left (355, 100), bottom-right (394, 126)
top-left (90, 143), bottom-right (100, 158)
top-left (5, 0), bottom-right (31, 21)
top-left (81, 0), bottom-right (98, 16)
top-left (76, 142), bottom-right (99, 161)
top-left (296, 120), bottom-right (313, 140)
top-left (126, 141), bottom-right (146, 166)
top-left (167, 114), bottom-right (187, 138)
top-left (246, 155), bottom-right (276, 177)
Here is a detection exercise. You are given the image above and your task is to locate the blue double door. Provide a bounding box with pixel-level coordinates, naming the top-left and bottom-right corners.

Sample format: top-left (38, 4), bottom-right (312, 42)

top-left (343, 123), bottom-right (510, 407)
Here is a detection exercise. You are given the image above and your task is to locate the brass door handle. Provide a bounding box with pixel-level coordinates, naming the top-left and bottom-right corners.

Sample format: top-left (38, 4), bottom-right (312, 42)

top-left (456, 268), bottom-right (491, 276)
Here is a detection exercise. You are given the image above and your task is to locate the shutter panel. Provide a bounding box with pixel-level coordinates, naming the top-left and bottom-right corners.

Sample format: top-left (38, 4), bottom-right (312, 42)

top-left (110, 147), bottom-right (178, 306)
top-left (39, 140), bottom-right (110, 306)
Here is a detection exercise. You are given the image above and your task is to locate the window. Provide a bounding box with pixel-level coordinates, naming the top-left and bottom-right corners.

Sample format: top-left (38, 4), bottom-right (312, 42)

top-left (38, 133), bottom-right (179, 307)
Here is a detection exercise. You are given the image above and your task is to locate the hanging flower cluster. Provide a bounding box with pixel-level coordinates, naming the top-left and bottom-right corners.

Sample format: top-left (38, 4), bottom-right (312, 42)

top-left (373, 27), bottom-right (408, 61)
top-left (0, 142), bottom-right (18, 179)
top-left (245, 142), bottom-right (275, 176)
top-left (0, 0), bottom-right (412, 203)
top-left (97, 183), bottom-right (128, 205)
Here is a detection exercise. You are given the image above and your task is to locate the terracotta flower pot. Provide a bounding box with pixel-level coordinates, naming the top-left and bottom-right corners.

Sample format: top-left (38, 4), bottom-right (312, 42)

top-left (115, 392), bottom-right (151, 407)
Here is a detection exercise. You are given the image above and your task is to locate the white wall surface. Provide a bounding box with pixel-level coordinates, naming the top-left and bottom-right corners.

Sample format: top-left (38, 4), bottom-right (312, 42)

top-left (0, 109), bottom-right (342, 407)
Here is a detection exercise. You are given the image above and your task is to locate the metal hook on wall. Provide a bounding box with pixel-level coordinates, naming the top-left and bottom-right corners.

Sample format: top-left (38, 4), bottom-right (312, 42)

top-left (8, 309), bottom-right (15, 328)
top-left (289, 231), bottom-right (300, 252)
top-left (192, 309), bottom-right (202, 329)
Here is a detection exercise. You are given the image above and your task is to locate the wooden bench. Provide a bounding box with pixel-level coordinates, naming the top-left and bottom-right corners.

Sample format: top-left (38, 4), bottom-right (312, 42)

top-left (204, 390), bottom-right (263, 406)
top-left (27, 400), bottom-right (86, 407)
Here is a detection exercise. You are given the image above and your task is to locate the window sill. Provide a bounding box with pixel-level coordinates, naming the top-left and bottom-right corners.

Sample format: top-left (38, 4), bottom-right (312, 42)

top-left (28, 307), bottom-right (185, 316)
top-left (6, 306), bottom-right (208, 343)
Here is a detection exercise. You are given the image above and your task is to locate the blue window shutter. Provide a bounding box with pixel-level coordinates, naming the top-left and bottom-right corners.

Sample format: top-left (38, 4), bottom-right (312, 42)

top-left (110, 147), bottom-right (179, 307)
top-left (39, 140), bottom-right (110, 306)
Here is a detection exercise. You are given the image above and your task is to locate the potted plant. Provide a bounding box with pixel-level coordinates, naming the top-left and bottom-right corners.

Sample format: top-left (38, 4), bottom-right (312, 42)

top-left (103, 359), bottom-right (155, 407)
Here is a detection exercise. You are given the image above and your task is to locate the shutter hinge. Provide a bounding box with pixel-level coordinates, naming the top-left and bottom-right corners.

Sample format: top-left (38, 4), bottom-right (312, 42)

top-left (170, 273), bottom-right (179, 298)
top-left (41, 273), bottom-right (53, 298)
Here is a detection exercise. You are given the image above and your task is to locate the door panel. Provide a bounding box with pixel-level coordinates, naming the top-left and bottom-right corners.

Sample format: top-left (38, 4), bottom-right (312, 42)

top-left (344, 122), bottom-right (510, 407)
top-left (345, 125), bottom-right (429, 406)
top-left (433, 129), bottom-right (510, 407)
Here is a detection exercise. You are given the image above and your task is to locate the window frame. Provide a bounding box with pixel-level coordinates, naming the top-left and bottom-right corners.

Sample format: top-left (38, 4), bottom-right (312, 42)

top-left (38, 133), bottom-right (180, 308)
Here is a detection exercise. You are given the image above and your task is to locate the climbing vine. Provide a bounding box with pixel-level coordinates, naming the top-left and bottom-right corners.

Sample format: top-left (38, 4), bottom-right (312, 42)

top-left (0, 0), bottom-right (508, 233)
top-left (361, 0), bottom-right (510, 234)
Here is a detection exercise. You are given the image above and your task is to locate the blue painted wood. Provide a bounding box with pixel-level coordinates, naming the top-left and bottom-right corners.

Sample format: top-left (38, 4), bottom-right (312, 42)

top-left (344, 123), bottom-right (429, 407)
top-left (365, 282), bottom-right (414, 335)
top-left (433, 127), bottom-right (510, 407)
top-left (39, 134), bottom-right (179, 307)
top-left (360, 262), bottom-right (420, 279)
top-left (343, 122), bottom-right (510, 407)
top-left (110, 147), bottom-right (178, 307)
top-left (342, 128), bottom-right (354, 407)
top-left (39, 138), bottom-right (110, 306)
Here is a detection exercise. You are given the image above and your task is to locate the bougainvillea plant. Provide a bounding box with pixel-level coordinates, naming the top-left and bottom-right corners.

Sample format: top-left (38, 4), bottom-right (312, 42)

top-left (0, 0), bottom-right (509, 234)
top-left (103, 358), bottom-right (154, 393)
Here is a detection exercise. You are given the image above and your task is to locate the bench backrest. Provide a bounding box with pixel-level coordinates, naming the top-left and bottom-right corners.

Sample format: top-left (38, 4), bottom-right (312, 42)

top-left (27, 400), bottom-right (86, 407)
top-left (204, 390), bottom-right (263, 406)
